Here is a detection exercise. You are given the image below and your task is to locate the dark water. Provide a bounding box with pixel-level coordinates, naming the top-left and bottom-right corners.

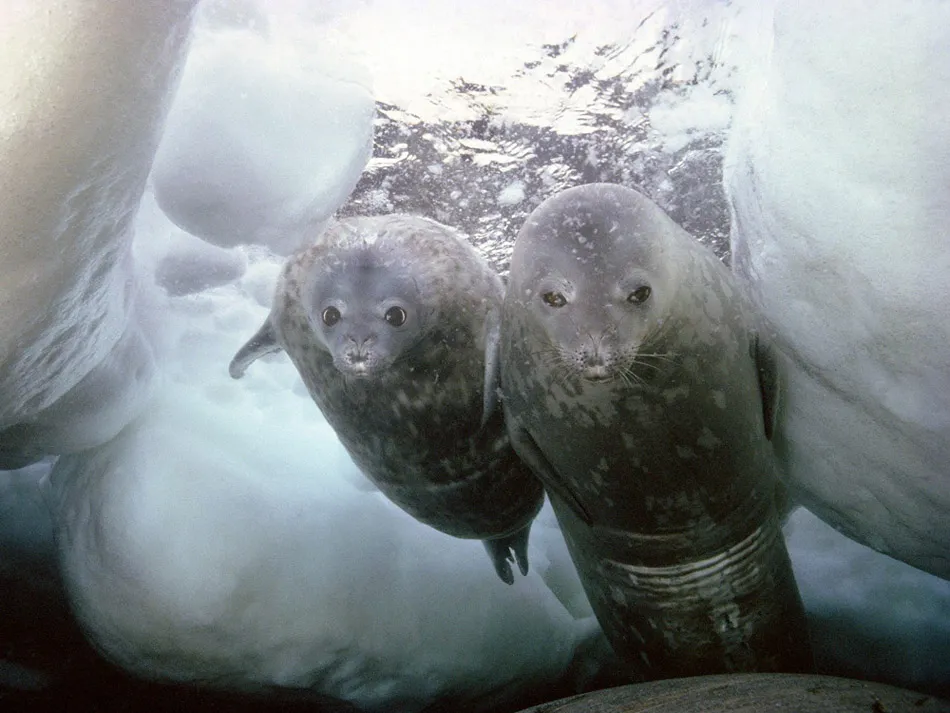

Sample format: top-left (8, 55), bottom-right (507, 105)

top-left (337, 5), bottom-right (738, 272)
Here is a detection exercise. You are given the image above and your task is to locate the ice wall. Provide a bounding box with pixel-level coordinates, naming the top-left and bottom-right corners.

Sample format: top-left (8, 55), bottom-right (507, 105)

top-left (726, 0), bottom-right (950, 579)
top-left (0, 1), bottom-right (200, 462)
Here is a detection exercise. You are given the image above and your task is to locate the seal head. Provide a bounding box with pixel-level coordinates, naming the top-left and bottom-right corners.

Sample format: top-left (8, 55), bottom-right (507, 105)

top-left (511, 187), bottom-right (676, 386)
top-left (310, 246), bottom-right (428, 378)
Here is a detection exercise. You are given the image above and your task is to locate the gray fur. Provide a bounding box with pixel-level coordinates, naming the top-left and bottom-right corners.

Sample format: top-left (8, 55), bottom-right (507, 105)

top-left (231, 215), bottom-right (543, 584)
top-left (500, 184), bottom-right (812, 676)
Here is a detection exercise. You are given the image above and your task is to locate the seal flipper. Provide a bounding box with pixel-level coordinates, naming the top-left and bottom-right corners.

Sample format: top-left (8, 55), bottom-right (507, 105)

top-left (483, 538), bottom-right (516, 585)
top-left (751, 330), bottom-right (781, 441)
top-left (229, 319), bottom-right (282, 379)
top-left (481, 306), bottom-right (502, 428)
top-left (483, 521), bottom-right (532, 584)
top-left (482, 522), bottom-right (533, 586)
top-left (505, 413), bottom-right (594, 526)
top-left (509, 523), bottom-right (531, 577)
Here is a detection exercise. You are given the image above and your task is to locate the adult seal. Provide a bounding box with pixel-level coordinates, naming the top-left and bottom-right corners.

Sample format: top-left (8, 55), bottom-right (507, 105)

top-left (500, 184), bottom-right (813, 677)
top-left (230, 214), bottom-right (544, 584)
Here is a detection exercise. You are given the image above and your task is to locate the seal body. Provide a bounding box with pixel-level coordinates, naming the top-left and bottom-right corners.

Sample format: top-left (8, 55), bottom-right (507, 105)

top-left (231, 214), bottom-right (544, 584)
top-left (500, 184), bottom-right (812, 676)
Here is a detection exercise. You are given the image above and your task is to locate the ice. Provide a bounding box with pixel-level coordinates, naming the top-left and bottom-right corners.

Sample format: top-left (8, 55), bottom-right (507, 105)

top-left (150, 22), bottom-right (375, 255)
top-left (319, 0), bottom-right (732, 127)
top-left (0, 300), bottom-right (158, 468)
top-left (154, 241), bottom-right (247, 298)
top-left (0, 2), bottom-right (197, 438)
top-left (498, 181), bottom-right (527, 207)
top-left (786, 508), bottom-right (950, 691)
top-left (725, 0), bottom-right (950, 579)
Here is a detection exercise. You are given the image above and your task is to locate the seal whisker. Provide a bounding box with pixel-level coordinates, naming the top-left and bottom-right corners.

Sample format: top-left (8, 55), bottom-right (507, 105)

top-left (527, 344), bottom-right (563, 358)
top-left (635, 351), bottom-right (677, 362)
top-left (615, 368), bottom-right (636, 390)
top-left (618, 362), bottom-right (648, 387)
top-left (557, 346), bottom-right (583, 376)
top-left (527, 347), bottom-right (563, 371)
top-left (630, 358), bottom-right (665, 374)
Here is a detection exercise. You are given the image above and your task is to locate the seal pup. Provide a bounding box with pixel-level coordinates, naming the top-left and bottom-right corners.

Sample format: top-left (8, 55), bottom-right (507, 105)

top-left (500, 184), bottom-right (813, 676)
top-left (230, 214), bottom-right (544, 584)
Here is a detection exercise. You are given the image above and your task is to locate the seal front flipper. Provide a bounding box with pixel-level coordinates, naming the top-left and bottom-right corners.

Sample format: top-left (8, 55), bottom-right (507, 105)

top-left (750, 329), bottom-right (781, 441)
top-left (505, 415), bottom-right (594, 526)
top-left (229, 319), bottom-right (282, 379)
top-left (481, 306), bottom-right (502, 428)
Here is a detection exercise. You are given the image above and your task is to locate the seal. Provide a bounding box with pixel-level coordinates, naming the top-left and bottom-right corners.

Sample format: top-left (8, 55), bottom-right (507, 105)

top-left (229, 214), bottom-right (544, 584)
top-left (500, 183), bottom-right (813, 677)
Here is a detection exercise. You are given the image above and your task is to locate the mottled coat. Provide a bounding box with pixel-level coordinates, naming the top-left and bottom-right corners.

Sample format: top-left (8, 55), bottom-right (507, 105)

top-left (231, 215), bottom-right (543, 583)
top-left (500, 184), bottom-right (812, 675)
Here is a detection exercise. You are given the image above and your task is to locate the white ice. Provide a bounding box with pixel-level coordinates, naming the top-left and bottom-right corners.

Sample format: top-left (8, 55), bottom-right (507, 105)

top-left (0, 2), bottom-right (196, 459)
top-left (787, 508), bottom-right (950, 688)
top-left (150, 21), bottom-right (375, 255)
top-left (725, 0), bottom-right (950, 579)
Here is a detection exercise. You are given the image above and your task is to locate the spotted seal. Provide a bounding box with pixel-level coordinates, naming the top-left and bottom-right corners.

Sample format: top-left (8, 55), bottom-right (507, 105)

top-left (230, 214), bottom-right (544, 584)
top-left (500, 184), bottom-right (813, 675)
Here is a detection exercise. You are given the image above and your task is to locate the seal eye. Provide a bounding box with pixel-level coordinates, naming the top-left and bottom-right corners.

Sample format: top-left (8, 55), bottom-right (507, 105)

top-left (542, 291), bottom-right (567, 308)
top-left (384, 305), bottom-right (407, 327)
top-left (627, 286), bottom-right (652, 304)
top-left (322, 306), bottom-right (341, 327)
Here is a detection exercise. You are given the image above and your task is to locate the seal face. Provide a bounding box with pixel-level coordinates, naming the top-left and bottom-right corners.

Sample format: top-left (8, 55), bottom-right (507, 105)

top-left (500, 183), bottom-right (813, 676)
top-left (230, 214), bottom-right (544, 584)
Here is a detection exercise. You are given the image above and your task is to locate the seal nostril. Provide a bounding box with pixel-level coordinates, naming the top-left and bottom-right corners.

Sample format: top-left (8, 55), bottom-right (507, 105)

top-left (579, 343), bottom-right (608, 368)
top-left (583, 351), bottom-right (605, 366)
